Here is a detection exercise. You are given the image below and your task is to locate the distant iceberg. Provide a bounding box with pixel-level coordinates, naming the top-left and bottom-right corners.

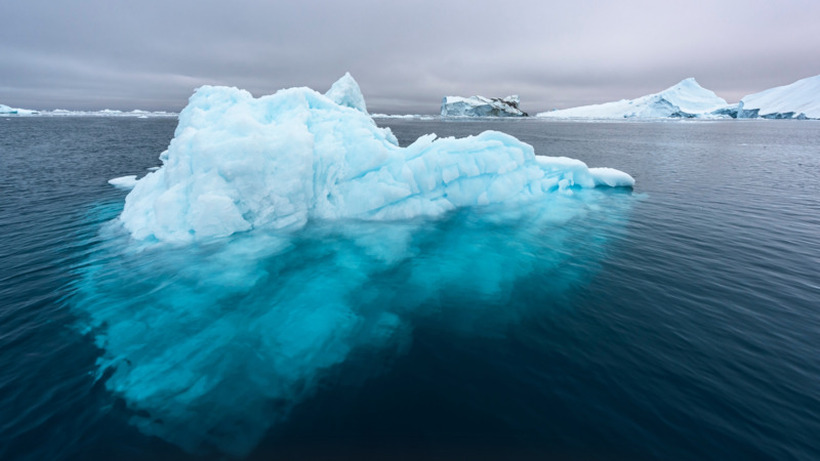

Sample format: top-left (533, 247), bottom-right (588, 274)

top-left (119, 74), bottom-right (632, 242)
top-left (0, 103), bottom-right (39, 115)
top-left (737, 75), bottom-right (820, 120)
top-left (0, 103), bottom-right (176, 117)
top-left (371, 113), bottom-right (434, 120)
top-left (537, 78), bottom-right (729, 119)
top-left (441, 95), bottom-right (528, 117)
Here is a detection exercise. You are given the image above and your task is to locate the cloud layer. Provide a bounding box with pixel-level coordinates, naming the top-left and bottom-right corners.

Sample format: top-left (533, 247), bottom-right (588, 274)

top-left (2, 0), bottom-right (819, 113)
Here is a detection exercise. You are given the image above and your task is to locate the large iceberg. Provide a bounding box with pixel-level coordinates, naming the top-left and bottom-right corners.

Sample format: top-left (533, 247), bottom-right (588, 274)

top-left (737, 74), bottom-right (820, 119)
top-left (119, 75), bottom-right (632, 243)
top-left (79, 74), bottom-right (636, 456)
top-left (441, 95), bottom-right (528, 117)
top-left (537, 78), bottom-right (728, 119)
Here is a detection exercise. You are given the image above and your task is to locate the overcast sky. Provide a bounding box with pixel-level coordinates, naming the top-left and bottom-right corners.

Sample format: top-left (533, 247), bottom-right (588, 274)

top-left (2, 0), bottom-right (819, 114)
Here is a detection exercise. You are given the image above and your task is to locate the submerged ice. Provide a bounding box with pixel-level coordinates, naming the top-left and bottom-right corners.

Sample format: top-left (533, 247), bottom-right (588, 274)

top-left (77, 74), bottom-right (636, 456)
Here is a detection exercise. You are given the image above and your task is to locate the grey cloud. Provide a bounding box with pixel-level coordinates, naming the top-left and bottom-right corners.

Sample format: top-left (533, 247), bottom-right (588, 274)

top-left (1, 0), bottom-right (819, 113)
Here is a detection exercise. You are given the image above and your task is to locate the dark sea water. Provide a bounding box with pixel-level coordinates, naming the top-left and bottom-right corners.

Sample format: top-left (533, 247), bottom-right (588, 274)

top-left (1, 117), bottom-right (819, 460)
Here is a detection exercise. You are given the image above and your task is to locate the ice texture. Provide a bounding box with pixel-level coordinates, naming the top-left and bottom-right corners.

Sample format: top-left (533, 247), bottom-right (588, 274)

top-left (0, 104), bottom-right (176, 117)
top-left (537, 78), bottom-right (728, 119)
top-left (120, 75), bottom-right (632, 242)
top-left (441, 94), bottom-right (527, 117)
top-left (738, 74), bottom-right (820, 119)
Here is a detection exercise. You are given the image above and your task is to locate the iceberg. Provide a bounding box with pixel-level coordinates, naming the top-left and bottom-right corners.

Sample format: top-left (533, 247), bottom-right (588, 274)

top-left (120, 75), bottom-right (632, 243)
top-left (0, 103), bottom-right (38, 115)
top-left (73, 74), bottom-right (636, 456)
top-left (537, 78), bottom-right (728, 119)
top-left (441, 95), bottom-right (528, 117)
top-left (1, 103), bottom-right (176, 117)
top-left (737, 74), bottom-right (820, 119)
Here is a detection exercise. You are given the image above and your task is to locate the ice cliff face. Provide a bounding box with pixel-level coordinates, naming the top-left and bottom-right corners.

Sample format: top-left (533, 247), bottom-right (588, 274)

top-left (441, 95), bottom-right (528, 117)
top-left (119, 74), bottom-right (632, 242)
top-left (537, 78), bottom-right (728, 119)
top-left (737, 74), bottom-right (820, 120)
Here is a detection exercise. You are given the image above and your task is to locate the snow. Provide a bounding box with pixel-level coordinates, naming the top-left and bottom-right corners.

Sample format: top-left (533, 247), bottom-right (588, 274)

top-left (108, 175), bottom-right (139, 190)
top-left (537, 78), bottom-right (728, 119)
top-left (441, 94), bottom-right (527, 117)
top-left (738, 74), bottom-right (820, 119)
top-left (119, 74), bottom-right (633, 243)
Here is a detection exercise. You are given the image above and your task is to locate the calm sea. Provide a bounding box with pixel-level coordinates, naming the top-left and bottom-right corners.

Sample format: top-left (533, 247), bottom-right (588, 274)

top-left (1, 117), bottom-right (818, 460)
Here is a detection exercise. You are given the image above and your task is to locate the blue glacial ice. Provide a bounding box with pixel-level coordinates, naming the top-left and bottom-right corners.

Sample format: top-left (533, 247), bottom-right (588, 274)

top-left (79, 74), bottom-right (636, 456)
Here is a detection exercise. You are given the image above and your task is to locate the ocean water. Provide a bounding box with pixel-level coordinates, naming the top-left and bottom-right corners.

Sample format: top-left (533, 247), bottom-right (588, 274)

top-left (1, 117), bottom-right (819, 460)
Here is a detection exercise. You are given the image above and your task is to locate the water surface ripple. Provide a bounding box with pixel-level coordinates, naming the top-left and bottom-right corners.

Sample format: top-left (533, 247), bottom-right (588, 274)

top-left (1, 118), bottom-right (819, 460)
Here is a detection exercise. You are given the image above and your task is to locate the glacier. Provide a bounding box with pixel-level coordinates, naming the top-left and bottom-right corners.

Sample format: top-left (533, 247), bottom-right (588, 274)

top-left (537, 78), bottom-right (728, 119)
top-left (77, 74), bottom-right (637, 456)
top-left (737, 74), bottom-right (820, 120)
top-left (119, 75), bottom-right (632, 243)
top-left (441, 95), bottom-right (528, 117)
